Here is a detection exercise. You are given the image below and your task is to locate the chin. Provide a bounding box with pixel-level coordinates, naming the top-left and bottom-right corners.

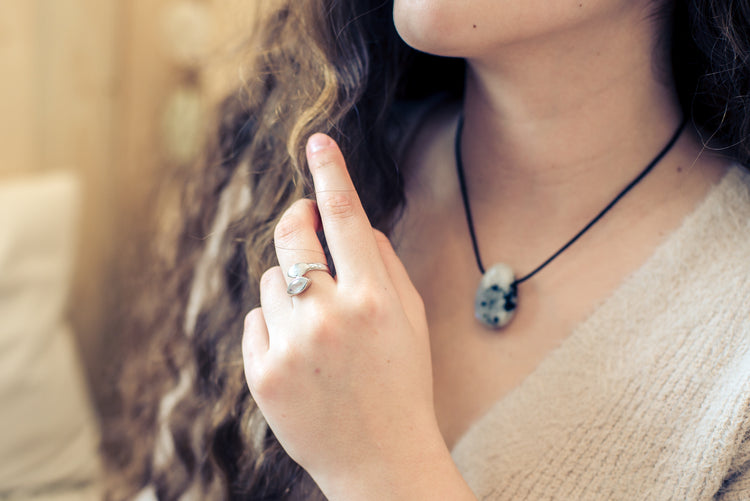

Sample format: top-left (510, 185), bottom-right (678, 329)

top-left (393, 0), bottom-right (471, 57)
top-left (393, 0), bottom-right (638, 59)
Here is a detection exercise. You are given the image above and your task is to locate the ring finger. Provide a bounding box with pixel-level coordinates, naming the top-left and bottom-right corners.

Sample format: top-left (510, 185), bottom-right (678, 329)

top-left (273, 198), bottom-right (334, 296)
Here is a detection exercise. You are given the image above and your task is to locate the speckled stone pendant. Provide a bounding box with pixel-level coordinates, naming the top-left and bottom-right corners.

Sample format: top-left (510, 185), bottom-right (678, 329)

top-left (475, 263), bottom-right (518, 329)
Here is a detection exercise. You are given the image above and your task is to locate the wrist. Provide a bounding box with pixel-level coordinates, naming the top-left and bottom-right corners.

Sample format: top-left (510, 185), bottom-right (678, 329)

top-left (315, 426), bottom-right (475, 501)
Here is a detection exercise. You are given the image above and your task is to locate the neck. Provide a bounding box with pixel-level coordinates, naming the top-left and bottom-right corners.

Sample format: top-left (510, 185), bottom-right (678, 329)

top-left (459, 5), bottom-right (686, 251)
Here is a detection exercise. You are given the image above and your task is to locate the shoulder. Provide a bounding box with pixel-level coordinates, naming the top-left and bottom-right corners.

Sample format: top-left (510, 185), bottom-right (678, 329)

top-left (652, 163), bottom-right (750, 348)
top-left (675, 164), bottom-right (750, 484)
top-left (690, 164), bottom-right (750, 290)
top-left (667, 164), bottom-right (750, 285)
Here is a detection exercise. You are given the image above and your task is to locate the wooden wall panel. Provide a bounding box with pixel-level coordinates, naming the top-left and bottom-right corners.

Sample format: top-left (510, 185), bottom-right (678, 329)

top-left (0, 0), bottom-right (122, 404)
top-left (0, 1), bottom-right (38, 177)
top-left (0, 0), bottom-right (256, 410)
top-left (41, 0), bottom-right (122, 399)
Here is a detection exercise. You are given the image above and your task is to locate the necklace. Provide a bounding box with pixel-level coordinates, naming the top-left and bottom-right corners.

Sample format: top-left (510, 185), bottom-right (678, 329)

top-left (454, 116), bottom-right (687, 330)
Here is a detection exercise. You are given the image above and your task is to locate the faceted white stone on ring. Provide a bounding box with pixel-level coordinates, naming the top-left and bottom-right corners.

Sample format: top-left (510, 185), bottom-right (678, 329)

top-left (288, 263), bottom-right (310, 277)
top-left (287, 276), bottom-right (311, 296)
top-left (475, 263), bottom-right (517, 329)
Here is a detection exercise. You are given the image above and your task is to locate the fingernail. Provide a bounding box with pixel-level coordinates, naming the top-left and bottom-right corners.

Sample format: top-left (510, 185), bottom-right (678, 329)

top-left (307, 134), bottom-right (333, 154)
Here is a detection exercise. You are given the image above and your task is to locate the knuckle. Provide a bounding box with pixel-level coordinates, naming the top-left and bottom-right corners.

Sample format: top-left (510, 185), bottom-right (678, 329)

top-left (274, 211), bottom-right (305, 245)
top-left (243, 308), bottom-right (261, 333)
top-left (250, 341), bottom-right (298, 399)
top-left (289, 197), bottom-right (317, 217)
top-left (372, 229), bottom-right (388, 246)
top-left (321, 191), bottom-right (358, 220)
top-left (248, 363), bottom-right (280, 400)
top-left (274, 341), bottom-right (303, 372)
top-left (372, 229), bottom-right (394, 254)
top-left (415, 291), bottom-right (426, 311)
top-left (310, 150), bottom-right (340, 172)
top-left (294, 300), bottom-right (346, 347)
top-left (260, 267), bottom-right (280, 289)
top-left (305, 305), bottom-right (337, 343)
top-left (352, 287), bottom-right (389, 321)
top-left (412, 293), bottom-right (427, 317)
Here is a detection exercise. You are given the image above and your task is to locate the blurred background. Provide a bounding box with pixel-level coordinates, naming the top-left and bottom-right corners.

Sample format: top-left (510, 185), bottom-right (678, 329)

top-left (1, 1), bottom-right (253, 497)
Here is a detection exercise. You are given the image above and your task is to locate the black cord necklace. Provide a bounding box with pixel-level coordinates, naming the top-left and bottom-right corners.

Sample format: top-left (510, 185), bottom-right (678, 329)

top-left (454, 116), bottom-right (687, 330)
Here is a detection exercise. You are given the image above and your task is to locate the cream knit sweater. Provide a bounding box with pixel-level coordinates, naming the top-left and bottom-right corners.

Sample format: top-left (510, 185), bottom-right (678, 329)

top-left (451, 165), bottom-right (750, 500)
top-left (139, 163), bottom-right (750, 501)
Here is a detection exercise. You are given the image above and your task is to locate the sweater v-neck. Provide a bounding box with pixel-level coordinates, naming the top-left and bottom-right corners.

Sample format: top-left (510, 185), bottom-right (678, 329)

top-left (450, 164), bottom-right (750, 498)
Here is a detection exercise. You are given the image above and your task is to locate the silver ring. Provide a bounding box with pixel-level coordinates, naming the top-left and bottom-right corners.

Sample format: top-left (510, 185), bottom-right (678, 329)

top-left (286, 262), bottom-right (330, 296)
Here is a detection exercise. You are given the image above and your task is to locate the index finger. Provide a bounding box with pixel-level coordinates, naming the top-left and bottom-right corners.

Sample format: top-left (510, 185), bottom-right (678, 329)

top-left (306, 134), bottom-right (386, 285)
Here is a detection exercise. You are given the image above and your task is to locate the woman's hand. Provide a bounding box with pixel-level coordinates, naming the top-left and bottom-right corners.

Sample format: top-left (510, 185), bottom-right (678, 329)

top-left (242, 134), bottom-right (474, 500)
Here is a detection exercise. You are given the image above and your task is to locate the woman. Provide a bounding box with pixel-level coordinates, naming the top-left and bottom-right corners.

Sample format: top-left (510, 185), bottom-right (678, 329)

top-left (106, 0), bottom-right (750, 499)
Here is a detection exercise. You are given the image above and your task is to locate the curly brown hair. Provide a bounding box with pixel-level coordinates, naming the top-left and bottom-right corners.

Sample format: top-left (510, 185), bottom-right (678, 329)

top-left (103, 0), bottom-right (750, 499)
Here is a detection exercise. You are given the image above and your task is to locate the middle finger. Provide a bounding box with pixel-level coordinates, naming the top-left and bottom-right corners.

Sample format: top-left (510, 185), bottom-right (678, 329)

top-left (306, 134), bottom-right (388, 287)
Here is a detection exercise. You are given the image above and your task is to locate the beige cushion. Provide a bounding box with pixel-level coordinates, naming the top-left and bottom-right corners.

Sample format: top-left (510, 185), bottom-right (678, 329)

top-left (0, 172), bottom-right (101, 500)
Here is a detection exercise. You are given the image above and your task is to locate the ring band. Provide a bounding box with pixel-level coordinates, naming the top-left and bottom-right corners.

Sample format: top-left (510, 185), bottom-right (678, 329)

top-left (286, 262), bottom-right (330, 296)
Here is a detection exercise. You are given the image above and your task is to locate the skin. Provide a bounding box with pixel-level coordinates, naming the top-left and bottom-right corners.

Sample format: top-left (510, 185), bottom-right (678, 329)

top-left (244, 0), bottom-right (731, 498)
top-left (243, 135), bottom-right (474, 499)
